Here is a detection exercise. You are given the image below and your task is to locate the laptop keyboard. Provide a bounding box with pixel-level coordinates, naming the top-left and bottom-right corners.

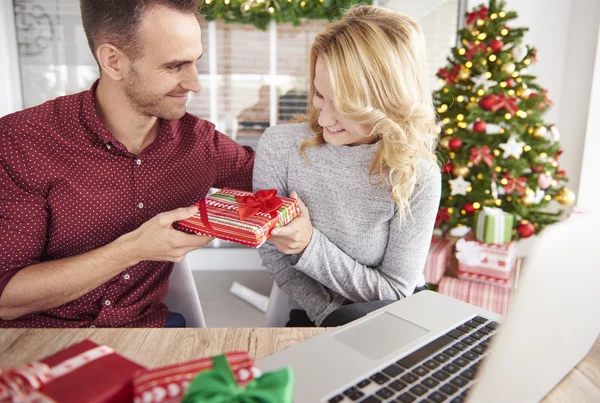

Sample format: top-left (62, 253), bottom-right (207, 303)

top-left (326, 315), bottom-right (498, 403)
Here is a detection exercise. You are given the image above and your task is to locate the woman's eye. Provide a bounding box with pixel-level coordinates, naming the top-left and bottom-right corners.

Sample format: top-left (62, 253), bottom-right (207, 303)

top-left (314, 91), bottom-right (323, 99)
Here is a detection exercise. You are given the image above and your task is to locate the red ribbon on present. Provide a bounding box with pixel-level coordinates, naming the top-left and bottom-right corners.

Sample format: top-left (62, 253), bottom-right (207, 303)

top-left (235, 189), bottom-right (283, 221)
top-left (0, 362), bottom-right (52, 401)
top-left (466, 6), bottom-right (489, 25)
top-left (504, 174), bottom-right (527, 195)
top-left (470, 145), bottom-right (495, 167)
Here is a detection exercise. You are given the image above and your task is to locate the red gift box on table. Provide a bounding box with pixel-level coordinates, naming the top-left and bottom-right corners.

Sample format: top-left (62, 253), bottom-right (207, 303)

top-left (424, 236), bottom-right (457, 285)
top-left (0, 340), bottom-right (145, 403)
top-left (438, 276), bottom-right (513, 315)
top-left (132, 351), bottom-right (259, 403)
top-left (175, 189), bottom-right (300, 248)
top-left (454, 232), bottom-right (517, 288)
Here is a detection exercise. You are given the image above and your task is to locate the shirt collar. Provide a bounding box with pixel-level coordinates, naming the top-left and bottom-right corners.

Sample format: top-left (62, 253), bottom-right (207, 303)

top-left (81, 79), bottom-right (179, 148)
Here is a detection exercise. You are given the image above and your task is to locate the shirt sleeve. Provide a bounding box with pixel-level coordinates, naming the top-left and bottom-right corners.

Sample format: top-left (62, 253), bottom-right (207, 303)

top-left (0, 121), bottom-right (49, 299)
top-left (212, 128), bottom-right (255, 192)
top-left (292, 165), bottom-right (442, 302)
top-left (253, 127), bottom-right (346, 324)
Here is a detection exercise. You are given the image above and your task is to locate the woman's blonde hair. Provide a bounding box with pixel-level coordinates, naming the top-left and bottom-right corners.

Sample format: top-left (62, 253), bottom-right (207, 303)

top-left (298, 4), bottom-right (439, 219)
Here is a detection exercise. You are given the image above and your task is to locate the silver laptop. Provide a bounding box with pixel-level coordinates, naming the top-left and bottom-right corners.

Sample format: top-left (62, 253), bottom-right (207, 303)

top-left (257, 212), bottom-right (600, 403)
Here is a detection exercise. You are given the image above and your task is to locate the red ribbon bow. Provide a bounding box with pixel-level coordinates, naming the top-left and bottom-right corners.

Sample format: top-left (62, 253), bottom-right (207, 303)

top-left (470, 145), bottom-right (495, 167)
top-left (465, 42), bottom-right (487, 60)
top-left (435, 207), bottom-right (451, 227)
top-left (504, 174), bottom-right (527, 195)
top-left (480, 94), bottom-right (519, 116)
top-left (235, 189), bottom-right (283, 220)
top-left (438, 65), bottom-right (461, 84)
top-left (466, 6), bottom-right (489, 25)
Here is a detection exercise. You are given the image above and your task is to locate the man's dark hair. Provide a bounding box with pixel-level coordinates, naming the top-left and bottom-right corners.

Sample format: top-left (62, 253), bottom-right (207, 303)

top-left (80, 0), bottom-right (201, 63)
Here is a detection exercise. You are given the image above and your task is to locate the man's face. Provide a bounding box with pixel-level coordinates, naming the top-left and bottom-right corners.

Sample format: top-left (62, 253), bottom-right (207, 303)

top-left (124, 6), bottom-right (203, 120)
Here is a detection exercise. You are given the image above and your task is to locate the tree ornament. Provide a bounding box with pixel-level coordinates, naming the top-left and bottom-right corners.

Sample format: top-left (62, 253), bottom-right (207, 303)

top-left (537, 174), bottom-right (552, 190)
top-left (453, 164), bottom-right (470, 177)
top-left (471, 74), bottom-right (497, 92)
top-left (506, 78), bottom-right (516, 87)
top-left (512, 45), bottom-right (528, 62)
top-left (490, 38), bottom-right (504, 52)
top-left (499, 136), bottom-right (526, 159)
top-left (439, 136), bottom-right (451, 149)
top-left (555, 188), bottom-right (576, 206)
top-left (449, 176), bottom-right (472, 196)
top-left (449, 138), bottom-right (463, 150)
top-left (443, 162), bottom-right (453, 173)
top-left (473, 120), bottom-right (486, 133)
top-left (533, 126), bottom-right (547, 139)
top-left (457, 68), bottom-right (471, 81)
top-left (463, 202), bottom-right (476, 215)
top-left (517, 221), bottom-right (535, 238)
top-left (548, 125), bottom-right (560, 142)
top-left (522, 188), bottom-right (536, 206)
top-left (470, 145), bottom-right (494, 167)
top-left (501, 62), bottom-right (516, 75)
top-left (520, 88), bottom-right (532, 98)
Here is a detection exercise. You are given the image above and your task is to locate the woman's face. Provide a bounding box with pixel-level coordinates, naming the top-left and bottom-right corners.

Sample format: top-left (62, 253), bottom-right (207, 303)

top-left (313, 58), bottom-right (375, 146)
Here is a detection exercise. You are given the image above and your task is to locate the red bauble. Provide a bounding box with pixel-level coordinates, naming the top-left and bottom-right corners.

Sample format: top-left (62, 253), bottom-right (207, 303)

top-left (443, 162), bottom-right (453, 173)
top-left (531, 165), bottom-right (543, 173)
top-left (490, 39), bottom-right (504, 52)
top-left (506, 78), bottom-right (516, 87)
top-left (473, 120), bottom-right (487, 133)
top-left (517, 222), bottom-right (535, 238)
top-left (449, 138), bottom-right (463, 150)
top-left (463, 203), bottom-right (476, 215)
top-left (479, 95), bottom-right (495, 111)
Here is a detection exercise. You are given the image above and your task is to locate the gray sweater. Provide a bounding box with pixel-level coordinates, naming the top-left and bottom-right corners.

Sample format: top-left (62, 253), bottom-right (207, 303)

top-left (253, 123), bottom-right (441, 325)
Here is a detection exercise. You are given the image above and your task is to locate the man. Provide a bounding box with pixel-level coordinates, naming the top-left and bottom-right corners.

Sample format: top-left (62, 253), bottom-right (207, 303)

top-left (0, 0), bottom-right (254, 327)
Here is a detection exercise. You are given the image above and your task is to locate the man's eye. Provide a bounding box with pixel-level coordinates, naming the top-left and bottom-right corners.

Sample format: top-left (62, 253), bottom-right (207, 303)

top-left (170, 65), bottom-right (184, 72)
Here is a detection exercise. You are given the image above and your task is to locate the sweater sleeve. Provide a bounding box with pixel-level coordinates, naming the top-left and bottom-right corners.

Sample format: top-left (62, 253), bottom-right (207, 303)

top-left (293, 164), bottom-right (441, 302)
top-left (253, 126), bottom-right (346, 324)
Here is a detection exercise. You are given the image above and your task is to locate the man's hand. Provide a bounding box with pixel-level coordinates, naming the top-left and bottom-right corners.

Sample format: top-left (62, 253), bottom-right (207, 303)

top-left (269, 191), bottom-right (313, 255)
top-left (120, 206), bottom-right (214, 265)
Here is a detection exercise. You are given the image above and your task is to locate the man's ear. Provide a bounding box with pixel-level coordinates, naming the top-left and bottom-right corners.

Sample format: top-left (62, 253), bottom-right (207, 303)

top-left (97, 43), bottom-right (129, 81)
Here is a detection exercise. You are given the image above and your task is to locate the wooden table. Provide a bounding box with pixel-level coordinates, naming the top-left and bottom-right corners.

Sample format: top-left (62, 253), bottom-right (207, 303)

top-left (1, 329), bottom-right (599, 402)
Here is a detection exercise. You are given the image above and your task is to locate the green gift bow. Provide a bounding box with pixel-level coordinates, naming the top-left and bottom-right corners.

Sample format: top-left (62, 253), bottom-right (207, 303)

top-left (182, 355), bottom-right (294, 403)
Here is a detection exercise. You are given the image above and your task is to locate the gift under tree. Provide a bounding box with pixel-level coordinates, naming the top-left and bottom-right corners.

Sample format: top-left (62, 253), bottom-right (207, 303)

top-left (434, 0), bottom-right (575, 241)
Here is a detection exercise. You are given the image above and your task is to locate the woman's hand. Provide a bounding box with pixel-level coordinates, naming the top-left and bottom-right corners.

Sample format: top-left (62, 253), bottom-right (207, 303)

top-left (269, 191), bottom-right (313, 255)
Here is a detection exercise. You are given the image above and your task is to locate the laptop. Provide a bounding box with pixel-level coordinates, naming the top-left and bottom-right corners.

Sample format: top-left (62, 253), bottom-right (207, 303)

top-left (257, 212), bottom-right (600, 403)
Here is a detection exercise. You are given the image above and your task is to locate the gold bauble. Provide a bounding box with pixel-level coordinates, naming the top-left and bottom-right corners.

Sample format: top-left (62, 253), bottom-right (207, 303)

top-left (556, 188), bottom-right (576, 206)
top-left (457, 68), bottom-right (471, 81)
top-left (522, 188), bottom-right (536, 206)
top-left (439, 136), bottom-right (451, 149)
top-left (453, 164), bottom-right (470, 177)
top-left (501, 62), bottom-right (516, 75)
top-left (533, 126), bottom-right (547, 139)
top-left (521, 88), bottom-right (532, 98)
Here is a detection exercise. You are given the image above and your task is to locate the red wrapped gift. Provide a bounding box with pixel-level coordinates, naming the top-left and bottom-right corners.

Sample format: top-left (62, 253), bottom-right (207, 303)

top-left (0, 340), bottom-right (145, 403)
top-left (132, 351), bottom-right (259, 403)
top-left (454, 232), bottom-right (517, 287)
top-left (424, 236), bottom-right (457, 285)
top-left (175, 189), bottom-right (300, 248)
top-left (438, 276), bottom-right (513, 315)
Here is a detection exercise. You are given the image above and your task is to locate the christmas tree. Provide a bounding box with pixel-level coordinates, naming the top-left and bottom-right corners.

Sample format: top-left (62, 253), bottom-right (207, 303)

top-left (434, 0), bottom-right (575, 240)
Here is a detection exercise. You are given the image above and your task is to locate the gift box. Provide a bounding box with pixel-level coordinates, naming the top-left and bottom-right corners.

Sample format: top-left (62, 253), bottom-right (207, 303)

top-left (474, 207), bottom-right (514, 244)
top-left (133, 352), bottom-right (293, 403)
top-left (424, 236), bottom-right (457, 285)
top-left (0, 339), bottom-right (145, 403)
top-left (438, 276), bottom-right (513, 315)
top-left (455, 232), bottom-right (517, 288)
top-left (175, 189), bottom-right (300, 248)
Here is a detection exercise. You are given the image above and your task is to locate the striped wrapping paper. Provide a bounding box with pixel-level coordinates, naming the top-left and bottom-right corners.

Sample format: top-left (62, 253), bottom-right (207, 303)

top-left (175, 189), bottom-right (299, 248)
top-left (438, 276), bottom-right (513, 315)
top-left (133, 352), bottom-right (258, 403)
top-left (455, 232), bottom-right (516, 286)
top-left (424, 236), bottom-right (457, 285)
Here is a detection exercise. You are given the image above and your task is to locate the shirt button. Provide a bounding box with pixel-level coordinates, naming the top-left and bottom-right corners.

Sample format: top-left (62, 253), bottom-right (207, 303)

top-left (136, 159), bottom-right (142, 165)
top-left (104, 300), bottom-right (111, 306)
top-left (123, 274), bottom-right (131, 280)
top-left (106, 144), bottom-right (111, 150)
top-left (90, 325), bottom-right (96, 328)
top-left (138, 202), bottom-right (144, 209)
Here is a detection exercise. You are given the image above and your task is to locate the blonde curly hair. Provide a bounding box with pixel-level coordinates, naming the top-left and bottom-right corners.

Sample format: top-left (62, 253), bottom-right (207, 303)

top-left (298, 4), bottom-right (439, 219)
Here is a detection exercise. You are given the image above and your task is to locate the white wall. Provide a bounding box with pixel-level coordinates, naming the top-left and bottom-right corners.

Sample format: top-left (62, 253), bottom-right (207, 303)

top-left (0, 0), bottom-right (22, 117)
top-left (466, 0), bottom-right (600, 210)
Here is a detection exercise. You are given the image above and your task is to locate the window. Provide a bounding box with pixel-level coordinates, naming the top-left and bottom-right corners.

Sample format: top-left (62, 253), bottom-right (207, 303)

top-left (13, 0), bottom-right (462, 149)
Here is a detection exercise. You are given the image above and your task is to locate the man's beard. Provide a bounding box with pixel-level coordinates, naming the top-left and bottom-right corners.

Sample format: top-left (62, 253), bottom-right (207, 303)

top-left (124, 68), bottom-right (186, 121)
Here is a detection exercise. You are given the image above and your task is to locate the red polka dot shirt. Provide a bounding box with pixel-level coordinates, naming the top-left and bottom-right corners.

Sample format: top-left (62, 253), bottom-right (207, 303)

top-left (0, 81), bottom-right (255, 328)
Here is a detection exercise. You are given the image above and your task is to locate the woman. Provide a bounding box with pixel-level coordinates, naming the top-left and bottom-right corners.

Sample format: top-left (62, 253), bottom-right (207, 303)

top-left (253, 5), bottom-right (441, 327)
